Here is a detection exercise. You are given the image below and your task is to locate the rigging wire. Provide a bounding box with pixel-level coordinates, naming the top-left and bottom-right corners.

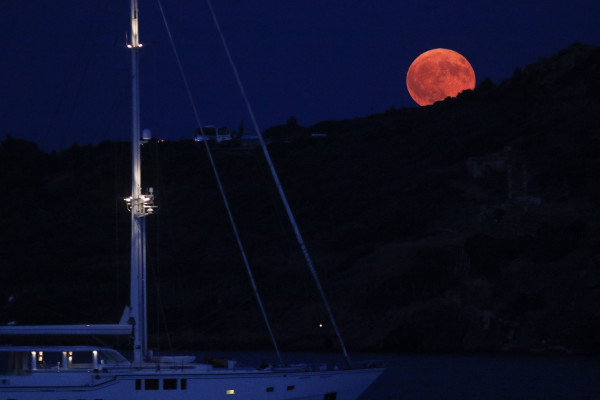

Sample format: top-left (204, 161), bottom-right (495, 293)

top-left (204, 0), bottom-right (352, 367)
top-left (155, 0), bottom-right (283, 365)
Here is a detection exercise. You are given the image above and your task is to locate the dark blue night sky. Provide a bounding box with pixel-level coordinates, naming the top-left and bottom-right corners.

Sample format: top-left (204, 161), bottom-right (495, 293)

top-left (1, 0), bottom-right (599, 150)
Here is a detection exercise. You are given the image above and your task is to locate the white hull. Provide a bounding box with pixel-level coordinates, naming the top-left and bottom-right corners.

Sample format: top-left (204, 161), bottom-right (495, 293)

top-left (1, 365), bottom-right (383, 400)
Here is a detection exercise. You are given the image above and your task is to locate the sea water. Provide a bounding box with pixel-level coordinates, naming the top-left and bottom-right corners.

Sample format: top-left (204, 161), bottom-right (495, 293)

top-left (190, 351), bottom-right (600, 399)
top-left (356, 353), bottom-right (600, 400)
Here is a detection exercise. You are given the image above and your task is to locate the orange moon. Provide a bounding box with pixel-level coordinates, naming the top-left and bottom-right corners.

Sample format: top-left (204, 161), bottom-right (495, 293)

top-left (406, 48), bottom-right (476, 106)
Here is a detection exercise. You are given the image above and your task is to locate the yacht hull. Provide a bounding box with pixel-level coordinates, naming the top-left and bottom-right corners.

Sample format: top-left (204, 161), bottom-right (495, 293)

top-left (1, 367), bottom-right (384, 400)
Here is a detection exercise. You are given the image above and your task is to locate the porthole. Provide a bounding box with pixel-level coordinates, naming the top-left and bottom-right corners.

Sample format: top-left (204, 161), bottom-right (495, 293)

top-left (164, 378), bottom-right (177, 390)
top-left (145, 379), bottom-right (159, 390)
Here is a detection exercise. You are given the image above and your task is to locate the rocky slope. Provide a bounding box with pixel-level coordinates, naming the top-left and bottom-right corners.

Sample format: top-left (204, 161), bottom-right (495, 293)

top-left (1, 42), bottom-right (599, 354)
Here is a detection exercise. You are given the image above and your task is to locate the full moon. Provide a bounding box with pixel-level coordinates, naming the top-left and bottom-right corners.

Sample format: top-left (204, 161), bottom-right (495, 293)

top-left (406, 48), bottom-right (476, 106)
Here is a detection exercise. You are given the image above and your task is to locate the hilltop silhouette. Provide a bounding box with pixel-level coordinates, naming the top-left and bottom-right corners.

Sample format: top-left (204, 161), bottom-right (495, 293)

top-left (1, 42), bottom-right (599, 354)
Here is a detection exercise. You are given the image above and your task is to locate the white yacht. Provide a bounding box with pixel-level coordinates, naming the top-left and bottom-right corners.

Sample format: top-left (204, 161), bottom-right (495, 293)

top-left (0, 2), bottom-right (384, 399)
top-left (0, 344), bottom-right (382, 400)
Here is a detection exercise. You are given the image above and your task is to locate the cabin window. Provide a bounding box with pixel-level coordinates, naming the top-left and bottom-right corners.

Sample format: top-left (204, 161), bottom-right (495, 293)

top-left (145, 379), bottom-right (159, 390)
top-left (70, 351), bottom-right (94, 365)
top-left (135, 379), bottom-right (141, 390)
top-left (266, 386), bottom-right (274, 392)
top-left (181, 378), bottom-right (187, 390)
top-left (164, 378), bottom-right (177, 390)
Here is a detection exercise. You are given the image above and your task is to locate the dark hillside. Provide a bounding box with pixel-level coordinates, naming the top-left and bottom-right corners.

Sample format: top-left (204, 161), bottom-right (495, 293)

top-left (1, 42), bottom-right (600, 354)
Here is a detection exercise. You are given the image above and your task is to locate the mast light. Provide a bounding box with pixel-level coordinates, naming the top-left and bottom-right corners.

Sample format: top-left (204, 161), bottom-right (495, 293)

top-left (124, 188), bottom-right (158, 216)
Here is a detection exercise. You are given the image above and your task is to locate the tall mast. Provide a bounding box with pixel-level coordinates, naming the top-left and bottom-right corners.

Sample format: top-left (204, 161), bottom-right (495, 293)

top-left (129, 0), bottom-right (146, 364)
